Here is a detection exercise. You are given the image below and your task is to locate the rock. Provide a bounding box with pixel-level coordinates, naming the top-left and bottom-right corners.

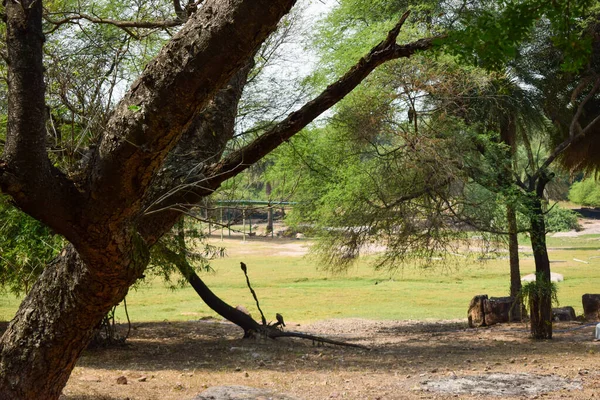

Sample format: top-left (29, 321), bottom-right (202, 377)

top-left (552, 306), bottom-right (576, 321)
top-left (521, 272), bottom-right (563, 282)
top-left (116, 376), bottom-right (127, 385)
top-left (468, 295), bottom-right (514, 327)
top-left (582, 294), bottom-right (600, 320)
top-left (192, 385), bottom-right (301, 400)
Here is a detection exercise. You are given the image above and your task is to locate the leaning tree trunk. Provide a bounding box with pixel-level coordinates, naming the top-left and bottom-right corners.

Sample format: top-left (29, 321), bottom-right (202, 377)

top-left (528, 178), bottom-right (553, 339)
top-left (0, 243), bottom-right (148, 400)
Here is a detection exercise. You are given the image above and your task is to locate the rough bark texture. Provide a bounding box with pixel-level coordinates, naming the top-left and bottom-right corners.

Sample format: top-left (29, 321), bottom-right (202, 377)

top-left (139, 57), bottom-right (256, 245)
top-left (83, 0), bottom-right (296, 230)
top-left (0, 242), bottom-right (148, 399)
top-left (0, 1), bottom-right (296, 399)
top-left (467, 295), bottom-right (513, 327)
top-left (0, 0), bottom-right (84, 242)
top-left (528, 176), bottom-right (553, 340)
top-left (468, 295), bottom-right (488, 328)
top-left (484, 297), bottom-right (513, 326)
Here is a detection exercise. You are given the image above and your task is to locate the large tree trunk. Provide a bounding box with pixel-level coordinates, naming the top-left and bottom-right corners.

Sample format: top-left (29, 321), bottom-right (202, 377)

top-left (0, 243), bottom-right (148, 399)
top-left (528, 177), bottom-right (553, 339)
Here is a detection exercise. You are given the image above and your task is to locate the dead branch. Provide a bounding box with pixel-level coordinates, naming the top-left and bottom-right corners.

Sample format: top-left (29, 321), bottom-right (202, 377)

top-left (44, 12), bottom-right (182, 35)
top-left (241, 262), bottom-right (267, 325)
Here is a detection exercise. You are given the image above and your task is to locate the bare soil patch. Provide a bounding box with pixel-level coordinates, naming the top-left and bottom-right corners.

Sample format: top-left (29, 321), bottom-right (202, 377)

top-left (60, 318), bottom-right (600, 400)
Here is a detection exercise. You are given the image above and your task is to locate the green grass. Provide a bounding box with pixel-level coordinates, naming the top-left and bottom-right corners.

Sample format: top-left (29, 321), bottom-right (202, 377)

top-left (1, 235), bottom-right (599, 324)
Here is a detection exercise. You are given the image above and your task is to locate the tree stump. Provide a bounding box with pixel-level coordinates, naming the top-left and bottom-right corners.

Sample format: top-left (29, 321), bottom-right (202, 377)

top-left (468, 295), bottom-right (515, 327)
top-left (552, 306), bottom-right (576, 321)
top-left (484, 297), bottom-right (513, 326)
top-left (468, 295), bottom-right (488, 328)
top-left (582, 294), bottom-right (600, 321)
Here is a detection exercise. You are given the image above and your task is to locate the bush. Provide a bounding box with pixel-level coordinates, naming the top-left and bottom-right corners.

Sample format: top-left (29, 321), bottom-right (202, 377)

top-left (545, 205), bottom-right (581, 232)
top-left (569, 178), bottom-right (600, 207)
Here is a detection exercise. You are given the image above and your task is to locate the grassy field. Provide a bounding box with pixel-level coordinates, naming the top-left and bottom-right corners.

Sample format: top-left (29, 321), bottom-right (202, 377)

top-left (1, 234), bottom-right (599, 324)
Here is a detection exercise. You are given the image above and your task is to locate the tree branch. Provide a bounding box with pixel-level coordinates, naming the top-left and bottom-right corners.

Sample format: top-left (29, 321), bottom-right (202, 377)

top-left (81, 0), bottom-right (296, 230)
top-left (204, 12), bottom-right (440, 187)
top-left (43, 12), bottom-right (183, 35)
top-left (1, 0), bottom-right (84, 243)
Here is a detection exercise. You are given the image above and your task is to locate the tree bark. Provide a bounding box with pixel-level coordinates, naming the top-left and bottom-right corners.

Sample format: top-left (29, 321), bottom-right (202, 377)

top-left (528, 176), bottom-right (553, 339)
top-left (506, 203), bottom-right (524, 321)
top-left (0, 242), bottom-right (148, 399)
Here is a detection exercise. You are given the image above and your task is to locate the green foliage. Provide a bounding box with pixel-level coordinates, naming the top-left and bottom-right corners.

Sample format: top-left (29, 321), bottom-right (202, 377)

top-left (544, 205), bottom-right (581, 232)
top-left (569, 178), bottom-right (600, 207)
top-left (446, 0), bottom-right (597, 72)
top-left (520, 272), bottom-right (559, 310)
top-left (0, 197), bottom-right (64, 295)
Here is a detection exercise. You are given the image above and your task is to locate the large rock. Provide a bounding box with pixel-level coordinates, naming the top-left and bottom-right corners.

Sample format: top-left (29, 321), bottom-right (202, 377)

top-left (192, 385), bottom-right (301, 400)
top-left (552, 306), bottom-right (576, 321)
top-left (468, 295), bottom-right (515, 327)
top-left (582, 294), bottom-right (600, 321)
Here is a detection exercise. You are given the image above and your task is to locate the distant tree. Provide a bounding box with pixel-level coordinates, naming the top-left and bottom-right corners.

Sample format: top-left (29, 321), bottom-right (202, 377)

top-left (272, 0), bottom-right (598, 339)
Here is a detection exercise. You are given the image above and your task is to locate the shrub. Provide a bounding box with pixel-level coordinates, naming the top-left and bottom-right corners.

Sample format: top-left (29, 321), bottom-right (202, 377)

top-left (569, 178), bottom-right (600, 207)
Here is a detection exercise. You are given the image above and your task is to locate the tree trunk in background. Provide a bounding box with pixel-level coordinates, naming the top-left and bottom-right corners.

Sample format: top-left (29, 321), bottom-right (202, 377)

top-left (266, 182), bottom-right (273, 234)
top-left (528, 177), bottom-right (553, 339)
top-left (506, 203), bottom-right (524, 321)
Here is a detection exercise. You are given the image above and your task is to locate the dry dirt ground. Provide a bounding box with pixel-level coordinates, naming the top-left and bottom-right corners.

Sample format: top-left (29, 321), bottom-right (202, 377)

top-left (59, 318), bottom-right (600, 400)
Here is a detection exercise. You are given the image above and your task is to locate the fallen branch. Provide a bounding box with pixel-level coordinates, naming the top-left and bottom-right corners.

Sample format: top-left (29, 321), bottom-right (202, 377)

top-left (269, 329), bottom-right (370, 350)
top-left (170, 249), bottom-right (367, 348)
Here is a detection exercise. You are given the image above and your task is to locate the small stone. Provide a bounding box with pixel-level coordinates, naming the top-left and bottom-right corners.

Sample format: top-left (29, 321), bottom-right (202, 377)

top-left (235, 367), bottom-right (241, 372)
top-left (137, 376), bottom-right (147, 382)
top-left (116, 376), bottom-right (127, 385)
top-left (173, 383), bottom-right (185, 391)
top-left (244, 372), bottom-right (249, 377)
